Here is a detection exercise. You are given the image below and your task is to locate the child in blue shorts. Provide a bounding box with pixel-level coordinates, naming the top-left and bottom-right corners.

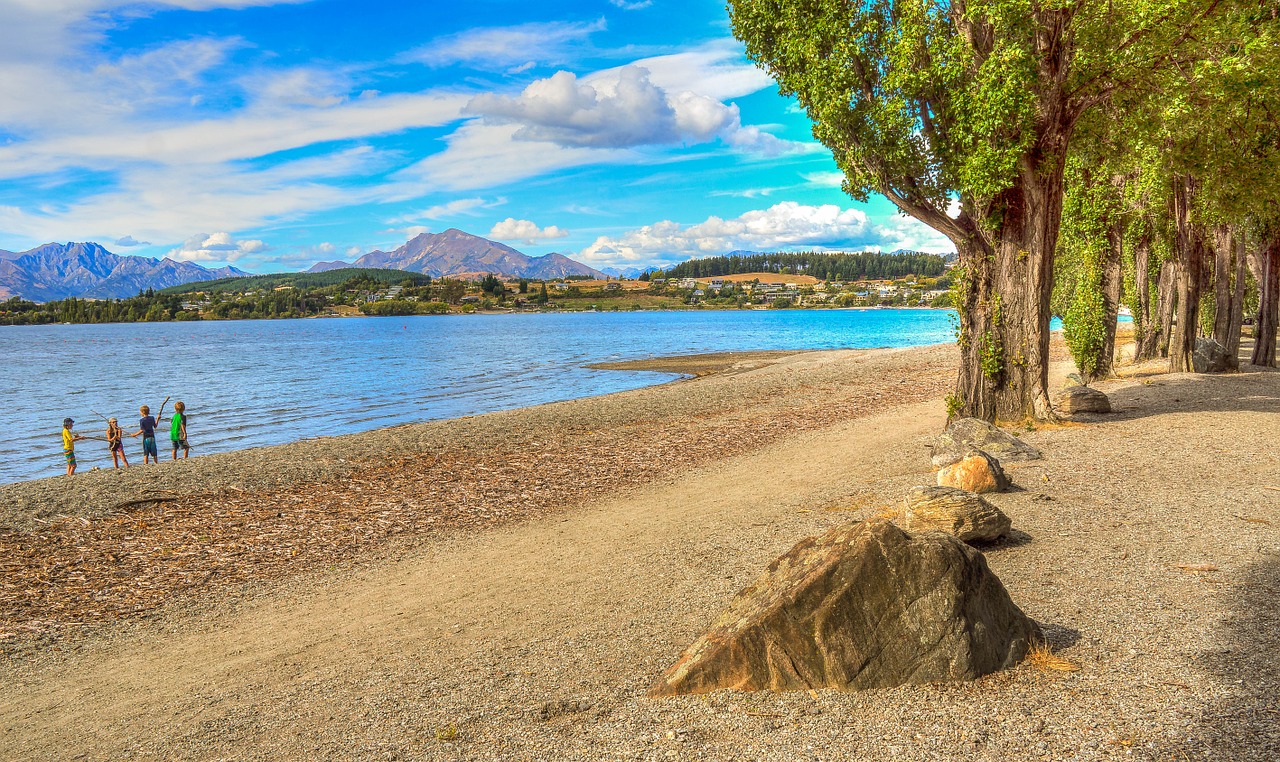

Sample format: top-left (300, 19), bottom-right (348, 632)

top-left (131, 404), bottom-right (162, 464)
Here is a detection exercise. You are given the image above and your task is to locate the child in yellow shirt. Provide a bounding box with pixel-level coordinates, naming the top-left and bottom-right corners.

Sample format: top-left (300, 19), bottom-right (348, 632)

top-left (62, 417), bottom-right (85, 475)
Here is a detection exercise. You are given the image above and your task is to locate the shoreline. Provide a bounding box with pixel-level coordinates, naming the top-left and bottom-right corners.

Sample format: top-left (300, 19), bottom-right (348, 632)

top-left (2, 341), bottom-right (1277, 760)
top-left (0, 348), bottom-right (822, 502)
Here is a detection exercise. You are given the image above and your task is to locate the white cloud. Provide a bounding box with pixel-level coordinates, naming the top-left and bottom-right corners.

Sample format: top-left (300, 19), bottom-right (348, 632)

top-left (404, 19), bottom-right (607, 71)
top-left (467, 67), bottom-right (739, 149)
top-left (489, 218), bottom-right (569, 244)
top-left (345, 245), bottom-right (361, 256)
top-left (168, 232), bottom-right (268, 263)
top-left (114, 235), bottom-right (150, 247)
top-left (611, 0), bottom-right (653, 8)
top-left (576, 202), bottom-right (955, 266)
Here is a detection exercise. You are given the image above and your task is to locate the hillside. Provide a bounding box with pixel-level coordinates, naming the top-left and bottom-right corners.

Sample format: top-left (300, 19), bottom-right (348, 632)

top-left (311, 229), bottom-right (605, 280)
top-left (0, 242), bottom-right (249, 302)
top-left (161, 268), bottom-right (431, 295)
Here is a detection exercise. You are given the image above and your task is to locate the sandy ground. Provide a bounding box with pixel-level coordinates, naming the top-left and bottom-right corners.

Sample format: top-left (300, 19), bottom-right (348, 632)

top-left (1, 346), bottom-right (1278, 761)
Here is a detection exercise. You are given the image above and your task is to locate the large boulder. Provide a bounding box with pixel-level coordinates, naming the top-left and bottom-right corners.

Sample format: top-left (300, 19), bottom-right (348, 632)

top-left (933, 418), bottom-right (1042, 467)
top-left (903, 486), bottom-right (1011, 543)
top-left (1193, 337), bottom-right (1236, 373)
top-left (936, 450), bottom-right (1010, 494)
top-left (1053, 385), bottom-right (1112, 416)
top-left (649, 520), bottom-right (1039, 696)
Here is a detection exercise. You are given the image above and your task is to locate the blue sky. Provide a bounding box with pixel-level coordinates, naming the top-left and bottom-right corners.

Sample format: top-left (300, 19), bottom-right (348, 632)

top-left (0, 0), bottom-right (953, 272)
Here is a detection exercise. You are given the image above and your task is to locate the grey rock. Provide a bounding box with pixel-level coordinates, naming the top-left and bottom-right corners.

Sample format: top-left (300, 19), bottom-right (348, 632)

top-left (1053, 385), bottom-right (1112, 415)
top-left (903, 486), bottom-right (1011, 542)
top-left (933, 418), bottom-right (1042, 467)
top-left (1193, 337), bottom-right (1236, 373)
top-left (649, 520), bottom-right (1039, 695)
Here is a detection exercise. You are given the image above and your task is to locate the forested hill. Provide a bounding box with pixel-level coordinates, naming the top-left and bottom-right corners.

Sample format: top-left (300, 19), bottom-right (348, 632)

top-left (160, 268), bottom-right (431, 294)
top-left (663, 251), bottom-right (947, 280)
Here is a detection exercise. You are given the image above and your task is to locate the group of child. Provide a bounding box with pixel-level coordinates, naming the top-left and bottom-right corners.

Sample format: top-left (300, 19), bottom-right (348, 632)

top-left (60, 401), bottom-right (190, 475)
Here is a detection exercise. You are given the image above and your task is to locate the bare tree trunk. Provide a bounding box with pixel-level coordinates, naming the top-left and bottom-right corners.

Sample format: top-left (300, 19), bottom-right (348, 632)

top-left (1169, 177), bottom-right (1203, 372)
top-left (1154, 260), bottom-right (1177, 358)
top-left (1133, 234), bottom-right (1159, 361)
top-left (1253, 237), bottom-right (1280, 368)
top-left (954, 168), bottom-right (1064, 423)
top-left (1211, 225), bottom-right (1234, 346)
top-left (1226, 235), bottom-right (1247, 360)
top-left (1098, 220), bottom-right (1124, 376)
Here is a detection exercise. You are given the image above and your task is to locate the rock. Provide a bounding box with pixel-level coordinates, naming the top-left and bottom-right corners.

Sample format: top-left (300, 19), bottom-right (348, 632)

top-left (933, 418), bottom-right (1042, 467)
top-left (1053, 385), bottom-right (1112, 415)
top-left (936, 450), bottom-right (1010, 494)
top-left (649, 520), bottom-right (1039, 695)
top-left (1064, 372), bottom-right (1085, 387)
top-left (1193, 337), bottom-right (1236, 373)
top-left (903, 486), bottom-right (1011, 543)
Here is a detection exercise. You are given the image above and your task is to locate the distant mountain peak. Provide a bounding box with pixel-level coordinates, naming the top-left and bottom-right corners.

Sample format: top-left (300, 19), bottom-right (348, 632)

top-left (346, 230), bottom-right (603, 280)
top-left (0, 241), bottom-right (249, 302)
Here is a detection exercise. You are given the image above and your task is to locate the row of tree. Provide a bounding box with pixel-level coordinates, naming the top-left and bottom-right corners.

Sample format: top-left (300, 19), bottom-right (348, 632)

top-left (663, 251), bottom-right (947, 280)
top-left (729, 0), bottom-right (1279, 421)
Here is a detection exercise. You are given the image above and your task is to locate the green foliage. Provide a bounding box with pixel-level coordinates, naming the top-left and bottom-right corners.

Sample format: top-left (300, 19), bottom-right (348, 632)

top-left (359, 300), bottom-right (450, 317)
top-left (664, 251), bottom-right (945, 280)
top-left (1063, 261), bottom-right (1109, 382)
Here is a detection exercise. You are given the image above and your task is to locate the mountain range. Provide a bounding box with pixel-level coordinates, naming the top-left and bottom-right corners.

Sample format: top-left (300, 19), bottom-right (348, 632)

top-left (0, 243), bottom-right (249, 302)
top-left (308, 229), bottom-right (606, 280)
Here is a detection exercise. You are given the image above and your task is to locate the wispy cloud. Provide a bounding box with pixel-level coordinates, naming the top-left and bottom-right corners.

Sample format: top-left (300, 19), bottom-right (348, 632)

top-left (402, 18), bottom-right (608, 71)
top-left (610, 0), bottom-right (653, 9)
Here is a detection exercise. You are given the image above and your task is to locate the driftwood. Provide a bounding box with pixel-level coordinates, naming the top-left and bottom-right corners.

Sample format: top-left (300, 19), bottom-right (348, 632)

top-left (156, 395), bottom-right (171, 423)
top-left (110, 496), bottom-right (180, 511)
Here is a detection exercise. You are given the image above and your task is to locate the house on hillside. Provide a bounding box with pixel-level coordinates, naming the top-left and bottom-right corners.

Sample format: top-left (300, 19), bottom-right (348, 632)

top-left (604, 282), bottom-right (622, 292)
top-left (676, 278), bottom-right (698, 289)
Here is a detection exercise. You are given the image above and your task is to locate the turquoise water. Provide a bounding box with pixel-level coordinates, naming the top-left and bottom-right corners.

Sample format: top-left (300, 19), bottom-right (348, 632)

top-left (1, 309), bottom-right (957, 483)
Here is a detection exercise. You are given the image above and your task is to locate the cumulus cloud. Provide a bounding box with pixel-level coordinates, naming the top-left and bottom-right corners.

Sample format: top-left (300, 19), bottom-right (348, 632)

top-left (114, 235), bottom-right (150, 247)
top-left (168, 232), bottom-right (268, 263)
top-left (489, 218), bottom-right (569, 244)
top-left (467, 66), bottom-right (793, 152)
top-left (404, 19), bottom-right (607, 71)
top-left (576, 202), bottom-right (955, 266)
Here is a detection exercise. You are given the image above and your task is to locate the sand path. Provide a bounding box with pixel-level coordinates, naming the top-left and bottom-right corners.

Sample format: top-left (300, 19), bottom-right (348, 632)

top-left (3, 358), bottom-right (1278, 761)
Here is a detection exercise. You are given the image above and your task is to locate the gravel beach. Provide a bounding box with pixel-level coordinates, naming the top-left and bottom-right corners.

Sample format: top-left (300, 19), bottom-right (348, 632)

top-left (1, 342), bottom-right (1277, 761)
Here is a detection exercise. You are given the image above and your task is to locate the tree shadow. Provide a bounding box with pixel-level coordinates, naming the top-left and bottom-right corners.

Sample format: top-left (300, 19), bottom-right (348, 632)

top-left (1099, 367), bottom-right (1280, 422)
top-left (1152, 555), bottom-right (1280, 760)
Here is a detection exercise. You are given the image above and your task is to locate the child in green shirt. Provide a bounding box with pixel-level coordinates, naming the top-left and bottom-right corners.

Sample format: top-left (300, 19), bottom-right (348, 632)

top-left (170, 401), bottom-right (189, 460)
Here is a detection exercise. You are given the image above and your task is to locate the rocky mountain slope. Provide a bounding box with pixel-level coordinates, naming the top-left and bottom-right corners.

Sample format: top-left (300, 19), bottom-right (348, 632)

top-left (0, 243), bottom-right (249, 302)
top-left (309, 229), bottom-right (605, 280)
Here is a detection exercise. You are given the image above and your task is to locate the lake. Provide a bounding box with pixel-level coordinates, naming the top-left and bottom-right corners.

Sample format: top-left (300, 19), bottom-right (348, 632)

top-left (1, 308), bottom-right (957, 484)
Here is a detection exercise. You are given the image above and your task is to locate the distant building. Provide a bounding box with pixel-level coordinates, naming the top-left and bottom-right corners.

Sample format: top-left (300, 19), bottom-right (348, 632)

top-left (604, 282), bottom-right (622, 291)
top-left (676, 278), bottom-right (698, 289)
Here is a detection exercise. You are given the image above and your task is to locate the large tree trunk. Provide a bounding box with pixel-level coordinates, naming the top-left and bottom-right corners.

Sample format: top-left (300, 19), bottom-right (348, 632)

top-left (1169, 177), bottom-right (1204, 372)
top-left (1253, 237), bottom-right (1280, 367)
top-left (954, 169), bottom-right (1063, 423)
top-left (1097, 220), bottom-right (1124, 376)
top-left (1210, 226), bottom-right (1247, 367)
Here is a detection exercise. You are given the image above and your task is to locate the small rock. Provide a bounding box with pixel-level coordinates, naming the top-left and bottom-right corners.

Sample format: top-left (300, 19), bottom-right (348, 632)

top-left (1053, 385), bottom-right (1112, 416)
top-left (1193, 337), bottom-right (1236, 373)
top-left (936, 451), bottom-right (1010, 494)
top-left (648, 520), bottom-right (1039, 695)
top-left (933, 418), bottom-right (1042, 467)
top-left (1064, 373), bottom-right (1085, 387)
top-left (903, 486), bottom-right (1011, 543)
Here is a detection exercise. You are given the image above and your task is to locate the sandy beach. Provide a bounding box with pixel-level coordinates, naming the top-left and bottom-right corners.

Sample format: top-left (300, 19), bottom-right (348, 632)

top-left (1, 342), bottom-right (1277, 761)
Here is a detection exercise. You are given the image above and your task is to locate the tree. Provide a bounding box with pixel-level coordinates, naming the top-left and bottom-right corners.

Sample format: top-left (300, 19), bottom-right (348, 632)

top-left (730, 0), bottom-right (1220, 421)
